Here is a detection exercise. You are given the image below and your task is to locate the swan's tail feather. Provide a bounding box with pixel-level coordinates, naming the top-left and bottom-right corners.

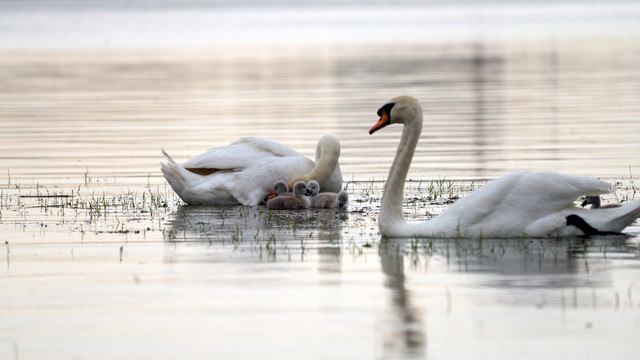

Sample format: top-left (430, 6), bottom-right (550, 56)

top-left (161, 149), bottom-right (185, 181)
top-left (161, 149), bottom-right (194, 199)
top-left (598, 198), bottom-right (640, 232)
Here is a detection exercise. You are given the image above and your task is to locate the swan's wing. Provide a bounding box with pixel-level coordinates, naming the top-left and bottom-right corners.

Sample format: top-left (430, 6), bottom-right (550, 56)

top-left (504, 172), bottom-right (610, 211)
top-left (182, 137), bottom-right (306, 171)
top-left (168, 138), bottom-right (315, 205)
top-left (233, 137), bottom-right (305, 158)
top-left (441, 172), bottom-right (611, 226)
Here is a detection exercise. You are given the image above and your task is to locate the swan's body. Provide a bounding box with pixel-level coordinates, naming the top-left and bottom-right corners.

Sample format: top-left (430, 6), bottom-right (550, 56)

top-left (267, 181), bottom-right (310, 210)
top-left (307, 180), bottom-right (349, 209)
top-left (161, 135), bottom-right (341, 205)
top-left (370, 96), bottom-right (640, 238)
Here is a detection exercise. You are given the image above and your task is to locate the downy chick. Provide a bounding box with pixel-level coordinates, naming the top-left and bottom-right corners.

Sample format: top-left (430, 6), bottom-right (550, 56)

top-left (307, 180), bottom-right (349, 210)
top-left (267, 181), bottom-right (310, 210)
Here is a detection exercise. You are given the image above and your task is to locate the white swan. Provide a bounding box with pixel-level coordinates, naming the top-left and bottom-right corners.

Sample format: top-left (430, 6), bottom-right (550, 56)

top-left (267, 181), bottom-right (310, 210)
top-left (161, 135), bottom-right (342, 206)
top-left (369, 95), bottom-right (640, 238)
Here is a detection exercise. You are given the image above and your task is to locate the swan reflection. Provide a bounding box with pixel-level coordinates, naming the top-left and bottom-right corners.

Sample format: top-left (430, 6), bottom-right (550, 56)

top-left (378, 241), bottom-right (427, 359)
top-left (163, 204), bottom-right (349, 264)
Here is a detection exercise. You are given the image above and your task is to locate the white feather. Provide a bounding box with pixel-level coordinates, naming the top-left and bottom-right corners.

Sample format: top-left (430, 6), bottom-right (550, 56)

top-left (161, 136), bottom-right (341, 206)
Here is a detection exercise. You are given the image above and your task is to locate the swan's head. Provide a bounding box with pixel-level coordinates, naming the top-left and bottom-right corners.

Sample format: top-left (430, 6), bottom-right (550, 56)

top-left (293, 181), bottom-right (308, 197)
top-left (337, 191), bottom-right (349, 210)
top-left (306, 180), bottom-right (320, 196)
top-left (369, 95), bottom-right (422, 134)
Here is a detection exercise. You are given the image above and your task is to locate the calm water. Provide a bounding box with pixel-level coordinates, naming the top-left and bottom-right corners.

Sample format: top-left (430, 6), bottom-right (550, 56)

top-left (1, 1), bottom-right (640, 359)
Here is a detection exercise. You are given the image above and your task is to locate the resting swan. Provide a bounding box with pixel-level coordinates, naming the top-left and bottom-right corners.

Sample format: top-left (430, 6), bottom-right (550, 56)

top-left (161, 135), bottom-right (342, 205)
top-left (369, 96), bottom-right (640, 238)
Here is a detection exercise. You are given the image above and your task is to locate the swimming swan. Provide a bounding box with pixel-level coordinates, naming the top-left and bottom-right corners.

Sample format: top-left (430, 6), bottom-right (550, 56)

top-left (307, 180), bottom-right (349, 209)
top-left (267, 181), bottom-right (310, 210)
top-left (161, 135), bottom-right (342, 205)
top-left (369, 95), bottom-right (640, 238)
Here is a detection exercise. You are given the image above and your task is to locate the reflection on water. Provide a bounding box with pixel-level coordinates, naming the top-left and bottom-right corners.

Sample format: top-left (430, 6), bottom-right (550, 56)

top-left (1, 177), bottom-right (639, 359)
top-left (157, 199), bottom-right (640, 359)
top-left (164, 204), bottom-right (349, 263)
top-left (380, 246), bottom-right (426, 359)
top-left (164, 203), bottom-right (429, 358)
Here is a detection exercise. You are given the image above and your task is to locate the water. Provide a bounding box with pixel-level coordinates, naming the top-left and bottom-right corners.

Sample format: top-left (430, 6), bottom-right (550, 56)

top-left (1, 1), bottom-right (640, 359)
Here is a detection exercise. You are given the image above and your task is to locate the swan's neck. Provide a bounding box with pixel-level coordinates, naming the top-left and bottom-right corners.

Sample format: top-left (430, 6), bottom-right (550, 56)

top-left (379, 117), bottom-right (422, 233)
top-left (310, 137), bottom-right (340, 184)
top-left (287, 135), bottom-right (340, 189)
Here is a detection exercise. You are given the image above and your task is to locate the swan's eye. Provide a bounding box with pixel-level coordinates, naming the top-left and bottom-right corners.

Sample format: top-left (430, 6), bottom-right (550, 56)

top-left (377, 102), bottom-right (395, 118)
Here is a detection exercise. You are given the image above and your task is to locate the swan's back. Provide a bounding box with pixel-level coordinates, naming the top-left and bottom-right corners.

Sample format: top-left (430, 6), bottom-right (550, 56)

top-left (432, 172), bottom-right (611, 237)
top-left (183, 137), bottom-right (312, 172)
top-left (162, 138), bottom-right (315, 205)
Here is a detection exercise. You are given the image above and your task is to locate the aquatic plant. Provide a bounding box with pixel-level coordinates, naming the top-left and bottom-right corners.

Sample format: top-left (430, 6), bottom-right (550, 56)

top-left (1, 173), bottom-right (638, 272)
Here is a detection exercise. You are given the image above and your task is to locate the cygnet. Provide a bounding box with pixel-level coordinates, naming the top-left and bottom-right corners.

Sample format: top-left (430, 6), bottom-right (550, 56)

top-left (306, 180), bottom-right (349, 210)
top-left (267, 181), bottom-right (310, 210)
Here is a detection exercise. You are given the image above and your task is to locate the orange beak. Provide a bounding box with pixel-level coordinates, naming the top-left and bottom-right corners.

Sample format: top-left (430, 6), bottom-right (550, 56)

top-left (369, 110), bottom-right (390, 134)
top-left (266, 192), bottom-right (277, 200)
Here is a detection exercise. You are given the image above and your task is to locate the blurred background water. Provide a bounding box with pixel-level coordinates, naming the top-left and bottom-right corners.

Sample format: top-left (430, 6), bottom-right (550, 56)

top-left (2, 0), bottom-right (640, 183)
top-left (1, 1), bottom-right (640, 359)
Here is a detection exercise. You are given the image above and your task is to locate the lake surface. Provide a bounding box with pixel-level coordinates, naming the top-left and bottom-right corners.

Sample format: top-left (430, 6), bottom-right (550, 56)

top-left (1, 1), bottom-right (640, 359)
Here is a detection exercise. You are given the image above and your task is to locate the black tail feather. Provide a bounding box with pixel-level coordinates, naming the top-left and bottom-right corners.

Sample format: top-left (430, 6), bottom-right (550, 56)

top-left (565, 214), bottom-right (622, 236)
